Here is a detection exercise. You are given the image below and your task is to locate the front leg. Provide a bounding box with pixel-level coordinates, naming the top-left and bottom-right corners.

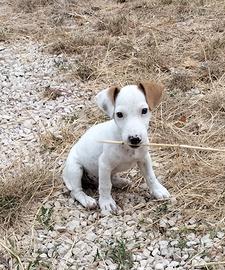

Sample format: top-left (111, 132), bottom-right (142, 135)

top-left (138, 153), bottom-right (170, 199)
top-left (98, 154), bottom-right (117, 215)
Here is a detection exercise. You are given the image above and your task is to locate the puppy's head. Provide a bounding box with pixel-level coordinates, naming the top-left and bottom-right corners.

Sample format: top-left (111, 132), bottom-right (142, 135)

top-left (96, 81), bottom-right (163, 147)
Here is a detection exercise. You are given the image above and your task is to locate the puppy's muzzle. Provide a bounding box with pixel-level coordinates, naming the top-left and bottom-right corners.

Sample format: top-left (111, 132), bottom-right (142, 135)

top-left (128, 135), bottom-right (142, 148)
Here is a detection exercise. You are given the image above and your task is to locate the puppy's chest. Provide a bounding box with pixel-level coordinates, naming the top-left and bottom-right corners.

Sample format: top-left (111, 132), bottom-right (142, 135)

top-left (121, 146), bottom-right (144, 160)
top-left (112, 147), bottom-right (142, 172)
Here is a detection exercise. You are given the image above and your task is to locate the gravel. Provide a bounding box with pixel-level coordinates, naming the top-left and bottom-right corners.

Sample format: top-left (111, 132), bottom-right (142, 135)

top-left (0, 41), bottom-right (225, 269)
top-left (0, 40), bottom-right (92, 171)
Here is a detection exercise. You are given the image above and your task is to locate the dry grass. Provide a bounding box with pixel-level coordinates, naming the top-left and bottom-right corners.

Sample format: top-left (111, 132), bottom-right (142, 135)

top-left (9, 0), bottom-right (56, 13)
top-left (0, 160), bottom-right (60, 229)
top-left (1, 0), bottom-right (225, 233)
top-left (150, 85), bottom-right (225, 226)
top-left (0, 27), bottom-right (12, 41)
top-left (96, 14), bottom-right (133, 36)
top-left (42, 85), bottom-right (66, 99)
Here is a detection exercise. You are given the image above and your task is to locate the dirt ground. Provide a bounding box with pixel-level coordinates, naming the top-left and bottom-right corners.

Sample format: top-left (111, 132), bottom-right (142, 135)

top-left (0, 0), bottom-right (225, 269)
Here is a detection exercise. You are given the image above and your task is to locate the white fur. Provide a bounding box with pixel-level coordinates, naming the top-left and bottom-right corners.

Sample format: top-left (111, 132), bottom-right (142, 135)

top-left (63, 85), bottom-right (170, 215)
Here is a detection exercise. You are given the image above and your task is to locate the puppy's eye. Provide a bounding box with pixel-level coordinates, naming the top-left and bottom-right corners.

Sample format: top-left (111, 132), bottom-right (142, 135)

top-left (116, 112), bottom-right (123, 118)
top-left (142, 108), bottom-right (148, 114)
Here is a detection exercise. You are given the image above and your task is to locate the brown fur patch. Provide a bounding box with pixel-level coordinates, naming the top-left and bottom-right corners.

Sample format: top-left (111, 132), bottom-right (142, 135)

top-left (107, 86), bottom-right (120, 104)
top-left (138, 81), bottom-right (164, 110)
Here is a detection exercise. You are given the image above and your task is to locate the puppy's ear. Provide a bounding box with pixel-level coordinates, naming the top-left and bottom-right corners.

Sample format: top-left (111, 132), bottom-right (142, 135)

top-left (138, 81), bottom-right (164, 110)
top-left (95, 86), bottom-right (120, 118)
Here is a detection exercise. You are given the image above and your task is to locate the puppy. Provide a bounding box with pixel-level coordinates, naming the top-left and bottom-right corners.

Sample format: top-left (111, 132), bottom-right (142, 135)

top-left (63, 81), bottom-right (170, 215)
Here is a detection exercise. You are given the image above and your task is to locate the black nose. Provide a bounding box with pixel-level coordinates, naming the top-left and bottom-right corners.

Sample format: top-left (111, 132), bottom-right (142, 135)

top-left (128, 135), bottom-right (142, 145)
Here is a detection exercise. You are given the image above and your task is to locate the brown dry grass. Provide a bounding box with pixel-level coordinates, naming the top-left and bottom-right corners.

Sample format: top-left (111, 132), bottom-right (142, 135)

top-left (9, 0), bottom-right (54, 13)
top-left (150, 83), bottom-right (225, 226)
top-left (0, 160), bottom-right (60, 230)
top-left (1, 0), bottom-right (225, 235)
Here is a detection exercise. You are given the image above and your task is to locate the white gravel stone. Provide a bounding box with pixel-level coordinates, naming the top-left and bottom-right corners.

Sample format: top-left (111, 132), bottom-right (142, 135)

top-left (169, 261), bottom-right (180, 267)
top-left (217, 232), bottom-right (224, 239)
top-left (154, 262), bottom-right (165, 270)
top-left (39, 253), bottom-right (48, 259)
top-left (86, 231), bottom-right (97, 241)
top-left (147, 256), bottom-right (155, 264)
top-left (182, 254), bottom-right (189, 260)
top-left (159, 219), bottom-right (167, 228)
top-left (47, 242), bottom-right (55, 249)
top-left (160, 248), bottom-right (168, 256)
top-left (48, 231), bottom-right (58, 238)
top-left (124, 230), bottom-right (135, 238)
top-left (170, 240), bottom-right (178, 246)
top-left (143, 248), bottom-right (151, 257)
top-left (186, 233), bottom-right (196, 241)
top-left (159, 240), bottom-right (169, 248)
top-left (201, 234), bottom-right (213, 247)
top-left (152, 248), bottom-right (160, 256)
top-left (67, 220), bottom-right (80, 231)
top-left (186, 240), bottom-right (197, 247)
top-left (57, 245), bottom-right (70, 256)
top-left (47, 249), bottom-right (54, 257)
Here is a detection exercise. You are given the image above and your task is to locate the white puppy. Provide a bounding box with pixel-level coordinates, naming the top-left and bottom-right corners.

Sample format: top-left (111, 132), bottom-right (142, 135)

top-left (63, 81), bottom-right (170, 215)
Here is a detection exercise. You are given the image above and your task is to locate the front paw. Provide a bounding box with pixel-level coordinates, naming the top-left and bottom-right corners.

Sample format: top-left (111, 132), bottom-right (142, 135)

top-left (151, 183), bottom-right (170, 199)
top-left (99, 197), bottom-right (117, 215)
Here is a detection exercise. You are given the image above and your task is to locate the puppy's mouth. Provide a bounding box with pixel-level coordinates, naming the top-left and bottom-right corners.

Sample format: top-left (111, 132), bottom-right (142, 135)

top-left (129, 144), bottom-right (141, 149)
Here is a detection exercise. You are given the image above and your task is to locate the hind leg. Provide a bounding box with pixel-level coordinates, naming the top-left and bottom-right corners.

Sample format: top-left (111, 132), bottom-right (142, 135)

top-left (63, 157), bottom-right (97, 209)
top-left (111, 174), bottom-right (131, 189)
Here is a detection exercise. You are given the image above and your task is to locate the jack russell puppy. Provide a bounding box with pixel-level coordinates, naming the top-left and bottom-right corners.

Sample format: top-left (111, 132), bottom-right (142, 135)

top-left (63, 81), bottom-right (170, 215)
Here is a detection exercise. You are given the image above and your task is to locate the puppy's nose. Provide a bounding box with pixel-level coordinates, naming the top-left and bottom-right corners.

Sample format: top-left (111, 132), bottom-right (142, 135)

top-left (128, 135), bottom-right (142, 145)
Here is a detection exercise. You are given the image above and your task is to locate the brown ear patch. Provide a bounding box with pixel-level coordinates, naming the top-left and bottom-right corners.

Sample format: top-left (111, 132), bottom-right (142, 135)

top-left (138, 81), bottom-right (164, 110)
top-left (108, 86), bottom-right (120, 104)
